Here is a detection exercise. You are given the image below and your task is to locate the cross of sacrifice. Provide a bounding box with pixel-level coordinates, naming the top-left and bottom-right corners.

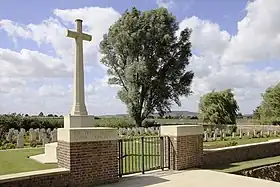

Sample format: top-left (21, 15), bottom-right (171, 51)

top-left (67, 19), bottom-right (92, 116)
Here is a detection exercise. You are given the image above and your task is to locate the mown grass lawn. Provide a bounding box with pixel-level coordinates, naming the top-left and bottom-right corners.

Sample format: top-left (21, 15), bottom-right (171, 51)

top-left (0, 148), bottom-right (57, 175)
top-left (203, 137), bottom-right (280, 149)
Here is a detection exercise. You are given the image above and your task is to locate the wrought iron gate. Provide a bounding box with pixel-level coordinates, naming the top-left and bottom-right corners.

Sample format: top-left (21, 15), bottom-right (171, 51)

top-left (118, 136), bottom-right (170, 177)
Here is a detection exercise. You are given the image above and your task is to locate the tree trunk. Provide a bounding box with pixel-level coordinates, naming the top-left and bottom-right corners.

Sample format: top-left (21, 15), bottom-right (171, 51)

top-left (134, 115), bottom-right (143, 127)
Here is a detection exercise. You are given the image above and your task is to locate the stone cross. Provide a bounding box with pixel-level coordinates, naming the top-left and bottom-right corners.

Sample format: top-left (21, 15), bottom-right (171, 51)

top-left (67, 19), bottom-right (92, 116)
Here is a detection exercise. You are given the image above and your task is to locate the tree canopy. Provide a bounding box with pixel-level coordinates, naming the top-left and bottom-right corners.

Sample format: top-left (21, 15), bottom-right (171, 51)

top-left (198, 89), bottom-right (239, 124)
top-left (258, 83), bottom-right (280, 125)
top-left (99, 7), bottom-right (193, 126)
top-left (252, 105), bottom-right (261, 120)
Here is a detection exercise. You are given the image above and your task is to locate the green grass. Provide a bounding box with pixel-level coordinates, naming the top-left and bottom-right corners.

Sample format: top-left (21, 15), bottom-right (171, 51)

top-left (203, 137), bottom-right (280, 149)
top-left (120, 137), bottom-right (163, 174)
top-left (0, 135), bottom-right (278, 176)
top-left (0, 148), bottom-right (57, 175)
top-left (204, 155), bottom-right (280, 173)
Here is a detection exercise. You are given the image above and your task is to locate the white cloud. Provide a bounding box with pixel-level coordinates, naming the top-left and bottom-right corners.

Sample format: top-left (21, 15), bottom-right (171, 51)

top-left (1, 1), bottom-right (280, 116)
top-left (38, 84), bottom-right (68, 97)
top-left (178, 0), bottom-right (280, 113)
top-left (0, 7), bottom-right (123, 115)
top-left (156, 0), bottom-right (175, 9)
top-left (221, 0), bottom-right (280, 64)
top-left (0, 48), bottom-right (71, 78)
top-left (179, 16), bottom-right (231, 56)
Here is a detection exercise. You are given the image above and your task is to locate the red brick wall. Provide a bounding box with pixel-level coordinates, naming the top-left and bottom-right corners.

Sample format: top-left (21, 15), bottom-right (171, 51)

top-left (57, 140), bottom-right (119, 187)
top-left (169, 134), bottom-right (203, 170)
top-left (0, 171), bottom-right (70, 187)
top-left (203, 141), bottom-right (280, 166)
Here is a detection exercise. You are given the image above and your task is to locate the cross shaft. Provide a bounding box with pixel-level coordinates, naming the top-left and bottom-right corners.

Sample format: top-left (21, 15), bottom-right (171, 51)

top-left (66, 19), bottom-right (92, 116)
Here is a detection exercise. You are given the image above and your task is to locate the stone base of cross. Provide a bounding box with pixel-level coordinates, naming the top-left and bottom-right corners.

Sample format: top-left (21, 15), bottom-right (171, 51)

top-left (64, 114), bottom-right (96, 128)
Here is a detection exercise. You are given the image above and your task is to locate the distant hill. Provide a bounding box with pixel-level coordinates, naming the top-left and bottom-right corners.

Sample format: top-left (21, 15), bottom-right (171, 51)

top-left (100, 110), bottom-right (198, 118)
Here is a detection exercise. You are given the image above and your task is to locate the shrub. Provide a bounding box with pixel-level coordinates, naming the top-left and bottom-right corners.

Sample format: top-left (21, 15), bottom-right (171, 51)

top-left (3, 143), bottom-right (16, 149)
top-left (226, 141), bottom-right (238, 147)
top-left (30, 140), bottom-right (39, 147)
top-left (142, 120), bottom-right (160, 128)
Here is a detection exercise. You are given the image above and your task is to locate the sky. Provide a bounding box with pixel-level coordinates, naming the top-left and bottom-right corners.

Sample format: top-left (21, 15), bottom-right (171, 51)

top-left (0, 0), bottom-right (280, 116)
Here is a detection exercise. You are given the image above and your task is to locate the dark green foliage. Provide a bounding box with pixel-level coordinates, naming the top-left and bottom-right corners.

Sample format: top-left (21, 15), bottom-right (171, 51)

top-left (0, 114), bottom-right (64, 139)
top-left (199, 89), bottom-right (239, 124)
top-left (30, 140), bottom-right (41, 147)
top-left (259, 83), bottom-right (280, 125)
top-left (100, 7), bottom-right (193, 126)
top-left (0, 143), bottom-right (16, 150)
top-left (226, 141), bottom-right (238, 147)
top-left (252, 105), bottom-right (261, 120)
top-left (142, 119), bottom-right (160, 128)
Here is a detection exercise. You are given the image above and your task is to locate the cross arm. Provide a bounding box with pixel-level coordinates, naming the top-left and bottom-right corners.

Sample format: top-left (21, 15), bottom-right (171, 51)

top-left (67, 30), bottom-right (92, 42)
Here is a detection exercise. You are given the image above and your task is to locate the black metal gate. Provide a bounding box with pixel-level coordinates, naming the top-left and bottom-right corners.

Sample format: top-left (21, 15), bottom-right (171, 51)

top-left (118, 136), bottom-right (170, 177)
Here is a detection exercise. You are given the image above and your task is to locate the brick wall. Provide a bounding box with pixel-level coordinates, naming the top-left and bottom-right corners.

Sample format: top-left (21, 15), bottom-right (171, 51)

top-left (57, 140), bottom-right (119, 187)
top-left (235, 163), bottom-right (280, 182)
top-left (0, 169), bottom-right (70, 187)
top-left (203, 141), bottom-right (280, 166)
top-left (169, 134), bottom-right (203, 170)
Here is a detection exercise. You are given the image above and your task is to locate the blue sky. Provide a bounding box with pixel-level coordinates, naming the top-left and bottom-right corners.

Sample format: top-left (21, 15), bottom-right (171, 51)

top-left (0, 0), bottom-right (247, 48)
top-left (1, 0), bottom-right (280, 115)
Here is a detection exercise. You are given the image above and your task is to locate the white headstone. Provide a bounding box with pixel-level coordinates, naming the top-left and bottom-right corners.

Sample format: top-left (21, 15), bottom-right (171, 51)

top-left (47, 128), bottom-right (52, 135)
top-left (29, 130), bottom-right (37, 141)
top-left (14, 130), bottom-right (19, 136)
top-left (6, 130), bottom-right (13, 142)
top-left (204, 131), bottom-right (208, 141)
top-left (20, 128), bottom-right (26, 134)
top-left (253, 129), bottom-right (256, 137)
top-left (213, 132), bottom-right (217, 141)
top-left (42, 136), bottom-right (49, 146)
top-left (51, 129), bottom-right (57, 142)
top-left (222, 132), bottom-right (226, 139)
top-left (16, 132), bottom-right (24, 148)
top-left (127, 128), bottom-right (132, 136)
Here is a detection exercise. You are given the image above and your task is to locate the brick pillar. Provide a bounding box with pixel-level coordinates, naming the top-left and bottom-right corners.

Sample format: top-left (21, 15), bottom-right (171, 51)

top-left (161, 125), bottom-right (203, 170)
top-left (57, 127), bottom-right (119, 187)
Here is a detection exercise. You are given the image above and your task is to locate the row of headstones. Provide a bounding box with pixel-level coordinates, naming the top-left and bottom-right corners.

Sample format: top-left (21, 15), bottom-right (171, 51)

top-left (6, 128), bottom-right (57, 148)
top-left (118, 127), bottom-right (160, 136)
top-left (203, 128), bottom-right (279, 141)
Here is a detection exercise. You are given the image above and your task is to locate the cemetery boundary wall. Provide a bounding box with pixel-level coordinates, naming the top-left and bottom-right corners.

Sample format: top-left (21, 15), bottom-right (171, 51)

top-left (0, 168), bottom-right (70, 187)
top-left (233, 163), bottom-right (280, 182)
top-left (203, 140), bottom-right (280, 166)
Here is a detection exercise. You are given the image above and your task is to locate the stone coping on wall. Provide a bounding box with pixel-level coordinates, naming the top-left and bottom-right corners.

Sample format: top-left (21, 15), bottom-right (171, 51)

top-left (57, 127), bottom-right (118, 143)
top-left (160, 125), bottom-right (204, 137)
top-left (204, 139), bottom-right (280, 151)
top-left (0, 168), bottom-right (69, 184)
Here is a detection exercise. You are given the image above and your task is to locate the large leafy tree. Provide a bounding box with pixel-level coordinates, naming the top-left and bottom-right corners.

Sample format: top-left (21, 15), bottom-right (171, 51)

top-left (252, 105), bottom-right (261, 120)
top-left (259, 83), bottom-right (280, 125)
top-left (199, 89), bottom-right (239, 124)
top-left (100, 7), bottom-right (193, 126)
